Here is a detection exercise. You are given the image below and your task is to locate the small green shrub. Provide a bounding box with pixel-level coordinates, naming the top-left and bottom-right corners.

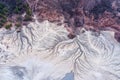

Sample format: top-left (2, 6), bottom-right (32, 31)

top-left (26, 8), bottom-right (32, 16)
top-left (15, 23), bottom-right (21, 27)
top-left (5, 23), bottom-right (12, 29)
top-left (24, 4), bottom-right (32, 16)
top-left (0, 13), bottom-right (7, 19)
top-left (0, 3), bottom-right (5, 9)
top-left (0, 22), bottom-right (4, 27)
top-left (0, 19), bottom-right (7, 23)
top-left (14, 7), bottom-right (19, 14)
top-left (24, 15), bottom-right (32, 21)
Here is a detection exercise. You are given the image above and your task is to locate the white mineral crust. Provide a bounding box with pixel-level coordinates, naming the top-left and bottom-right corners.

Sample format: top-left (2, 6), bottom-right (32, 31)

top-left (0, 20), bottom-right (120, 80)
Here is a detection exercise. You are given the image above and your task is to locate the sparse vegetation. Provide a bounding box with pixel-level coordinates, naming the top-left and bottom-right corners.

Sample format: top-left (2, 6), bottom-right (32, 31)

top-left (0, 3), bottom-right (8, 18)
top-left (0, 0), bottom-right (33, 29)
top-left (24, 15), bottom-right (32, 21)
top-left (0, 19), bottom-right (7, 23)
top-left (5, 23), bottom-right (12, 29)
top-left (24, 4), bottom-right (32, 16)
top-left (0, 3), bottom-right (8, 28)
top-left (15, 23), bottom-right (21, 27)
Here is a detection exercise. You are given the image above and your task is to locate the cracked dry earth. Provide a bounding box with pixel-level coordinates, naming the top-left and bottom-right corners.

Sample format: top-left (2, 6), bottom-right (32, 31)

top-left (0, 19), bottom-right (120, 80)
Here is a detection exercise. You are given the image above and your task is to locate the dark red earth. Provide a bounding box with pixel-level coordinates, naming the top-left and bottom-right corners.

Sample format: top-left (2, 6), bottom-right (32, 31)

top-left (27, 0), bottom-right (120, 42)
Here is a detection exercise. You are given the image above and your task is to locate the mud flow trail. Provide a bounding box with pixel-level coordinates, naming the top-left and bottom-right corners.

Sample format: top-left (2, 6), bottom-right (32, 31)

top-left (0, 0), bottom-right (120, 80)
